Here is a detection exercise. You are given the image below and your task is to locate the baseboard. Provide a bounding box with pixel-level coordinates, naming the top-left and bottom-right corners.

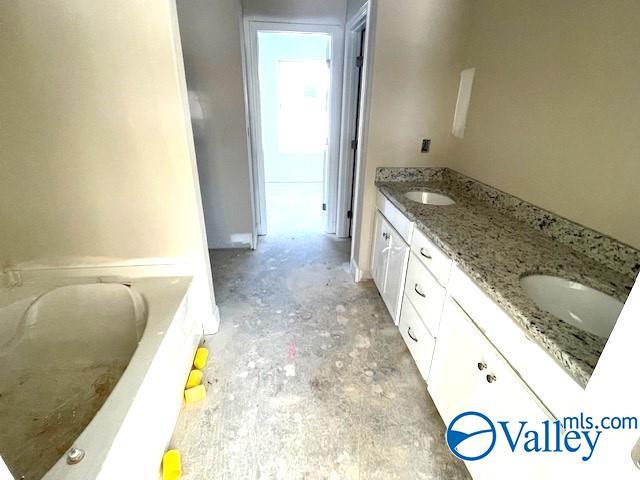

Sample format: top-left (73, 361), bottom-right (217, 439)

top-left (202, 303), bottom-right (220, 336)
top-left (350, 257), bottom-right (371, 283)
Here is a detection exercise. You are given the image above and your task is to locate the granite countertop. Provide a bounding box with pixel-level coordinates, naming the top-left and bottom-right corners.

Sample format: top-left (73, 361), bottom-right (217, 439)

top-left (376, 168), bottom-right (638, 388)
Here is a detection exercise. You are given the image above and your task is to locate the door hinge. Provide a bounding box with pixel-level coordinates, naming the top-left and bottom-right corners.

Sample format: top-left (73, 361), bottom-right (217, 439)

top-left (351, 139), bottom-right (358, 150)
top-left (347, 210), bottom-right (353, 219)
top-left (322, 203), bottom-right (327, 211)
top-left (326, 58), bottom-right (331, 68)
top-left (356, 56), bottom-right (364, 68)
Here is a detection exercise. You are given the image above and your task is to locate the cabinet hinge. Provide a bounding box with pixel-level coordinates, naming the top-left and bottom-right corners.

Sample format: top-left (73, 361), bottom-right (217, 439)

top-left (322, 203), bottom-right (327, 211)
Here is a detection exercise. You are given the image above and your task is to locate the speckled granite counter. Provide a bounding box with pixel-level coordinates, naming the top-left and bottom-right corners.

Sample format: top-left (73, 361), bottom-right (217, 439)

top-left (376, 167), bottom-right (640, 388)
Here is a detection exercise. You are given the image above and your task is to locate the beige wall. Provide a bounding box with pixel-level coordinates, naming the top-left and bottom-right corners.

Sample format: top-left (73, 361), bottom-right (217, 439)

top-left (177, 0), bottom-right (254, 249)
top-left (242, 0), bottom-right (347, 24)
top-left (0, 0), bottom-right (211, 272)
top-left (353, 0), bottom-right (470, 275)
top-left (449, 0), bottom-right (640, 249)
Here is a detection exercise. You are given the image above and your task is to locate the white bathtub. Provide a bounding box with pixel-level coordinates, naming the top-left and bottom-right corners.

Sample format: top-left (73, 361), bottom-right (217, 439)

top-left (0, 266), bottom-right (203, 480)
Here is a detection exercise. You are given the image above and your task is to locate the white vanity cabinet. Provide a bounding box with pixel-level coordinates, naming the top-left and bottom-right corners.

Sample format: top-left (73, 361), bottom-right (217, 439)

top-left (429, 297), bottom-right (555, 479)
top-left (371, 188), bottom-right (577, 479)
top-left (429, 297), bottom-right (553, 425)
top-left (371, 210), bottom-right (410, 323)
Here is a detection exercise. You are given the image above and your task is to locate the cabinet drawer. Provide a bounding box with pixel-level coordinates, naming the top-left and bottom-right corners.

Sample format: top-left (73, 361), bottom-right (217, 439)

top-left (405, 253), bottom-right (446, 337)
top-left (398, 297), bottom-right (436, 381)
top-left (376, 191), bottom-right (413, 242)
top-left (410, 228), bottom-right (452, 286)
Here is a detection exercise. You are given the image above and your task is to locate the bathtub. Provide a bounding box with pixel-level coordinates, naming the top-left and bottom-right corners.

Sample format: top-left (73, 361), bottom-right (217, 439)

top-left (0, 266), bottom-right (203, 480)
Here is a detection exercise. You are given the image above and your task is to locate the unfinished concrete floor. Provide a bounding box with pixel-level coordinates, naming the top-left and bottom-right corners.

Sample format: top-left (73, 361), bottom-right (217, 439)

top-left (171, 231), bottom-right (470, 479)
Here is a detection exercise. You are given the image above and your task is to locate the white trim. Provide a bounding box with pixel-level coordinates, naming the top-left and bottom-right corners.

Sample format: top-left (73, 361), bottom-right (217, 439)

top-left (350, 256), bottom-right (371, 283)
top-left (347, 1), bottom-right (377, 275)
top-left (0, 455), bottom-right (12, 480)
top-left (167, 0), bottom-right (218, 333)
top-left (244, 20), bottom-right (268, 235)
top-left (243, 20), bottom-right (344, 236)
top-left (238, 14), bottom-right (259, 248)
top-left (336, 4), bottom-right (369, 238)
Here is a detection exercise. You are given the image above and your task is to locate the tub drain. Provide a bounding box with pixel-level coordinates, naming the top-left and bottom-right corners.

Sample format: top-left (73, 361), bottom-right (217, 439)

top-left (66, 447), bottom-right (86, 465)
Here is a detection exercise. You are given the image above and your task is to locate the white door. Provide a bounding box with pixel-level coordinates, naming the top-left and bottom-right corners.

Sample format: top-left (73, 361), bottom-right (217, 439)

top-left (321, 41), bottom-right (331, 232)
top-left (371, 210), bottom-right (410, 323)
top-left (371, 211), bottom-right (389, 293)
top-left (429, 297), bottom-right (488, 425)
top-left (244, 21), bottom-right (344, 237)
top-left (384, 227), bottom-right (410, 323)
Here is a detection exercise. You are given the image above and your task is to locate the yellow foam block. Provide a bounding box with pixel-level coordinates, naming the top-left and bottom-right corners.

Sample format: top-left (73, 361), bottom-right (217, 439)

top-left (185, 369), bottom-right (203, 389)
top-left (184, 384), bottom-right (206, 404)
top-left (162, 449), bottom-right (182, 480)
top-left (193, 347), bottom-right (209, 369)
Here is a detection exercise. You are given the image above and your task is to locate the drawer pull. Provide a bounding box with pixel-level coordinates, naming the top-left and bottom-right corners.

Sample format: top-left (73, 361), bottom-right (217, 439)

top-left (419, 247), bottom-right (432, 260)
top-left (486, 374), bottom-right (497, 384)
top-left (414, 283), bottom-right (426, 298)
top-left (477, 362), bottom-right (487, 371)
top-left (407, 327), bottom-right (418, 342)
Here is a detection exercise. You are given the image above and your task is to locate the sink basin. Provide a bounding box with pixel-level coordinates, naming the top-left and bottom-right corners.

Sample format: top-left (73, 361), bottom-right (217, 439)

top-left (404, 191), bottom-right (455, 205)
top-left (520, 275), bottom-right (624, 338)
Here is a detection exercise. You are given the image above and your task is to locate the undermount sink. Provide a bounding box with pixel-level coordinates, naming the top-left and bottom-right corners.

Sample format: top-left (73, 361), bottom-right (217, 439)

top-left (520, 275), bottom-right (624, 339)
top-left (404, 190), bottom-right (455, 206)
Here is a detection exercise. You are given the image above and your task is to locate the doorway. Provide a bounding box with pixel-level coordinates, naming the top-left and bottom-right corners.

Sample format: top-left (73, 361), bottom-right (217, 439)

top-left (259, 32), bottom-right (329, 234)
top-left (335, 3), bottom-right (372, 242)
top-left (347, 27), bottom-right (366, 238)
top-left (244, 22), bottom-right (344, 238)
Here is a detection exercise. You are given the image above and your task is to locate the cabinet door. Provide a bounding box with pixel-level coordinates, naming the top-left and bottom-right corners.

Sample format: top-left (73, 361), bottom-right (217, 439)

top-left (429, 297), bottom-right (485, 425)
top-left (429, 297), bottom-right (555, 479)
top-left (371, 211), bottom-right (390, 293)
top-left (384, 226), bottom-right (410, 322)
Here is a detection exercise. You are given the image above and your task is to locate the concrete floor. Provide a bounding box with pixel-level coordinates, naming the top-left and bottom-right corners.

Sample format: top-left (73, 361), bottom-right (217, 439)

top-left (171, 230), bottom-right (470, 479)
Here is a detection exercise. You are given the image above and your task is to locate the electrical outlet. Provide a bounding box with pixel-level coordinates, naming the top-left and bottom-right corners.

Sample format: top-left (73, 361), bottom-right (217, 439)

top-left (421, 138), bottom-right (431, 153)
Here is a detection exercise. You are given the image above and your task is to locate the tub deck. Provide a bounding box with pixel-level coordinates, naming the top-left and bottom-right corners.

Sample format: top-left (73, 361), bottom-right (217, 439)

top-left (0, 271), bottom-right (199, 480)
top-left (1, 361), bottom-right (126, 479)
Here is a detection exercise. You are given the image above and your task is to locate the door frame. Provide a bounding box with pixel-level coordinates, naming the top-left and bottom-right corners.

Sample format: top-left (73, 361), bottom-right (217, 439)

top-left (336, 3), bottom-right (371, 239)
top-left (243, 20), bottom-right (344, 236)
